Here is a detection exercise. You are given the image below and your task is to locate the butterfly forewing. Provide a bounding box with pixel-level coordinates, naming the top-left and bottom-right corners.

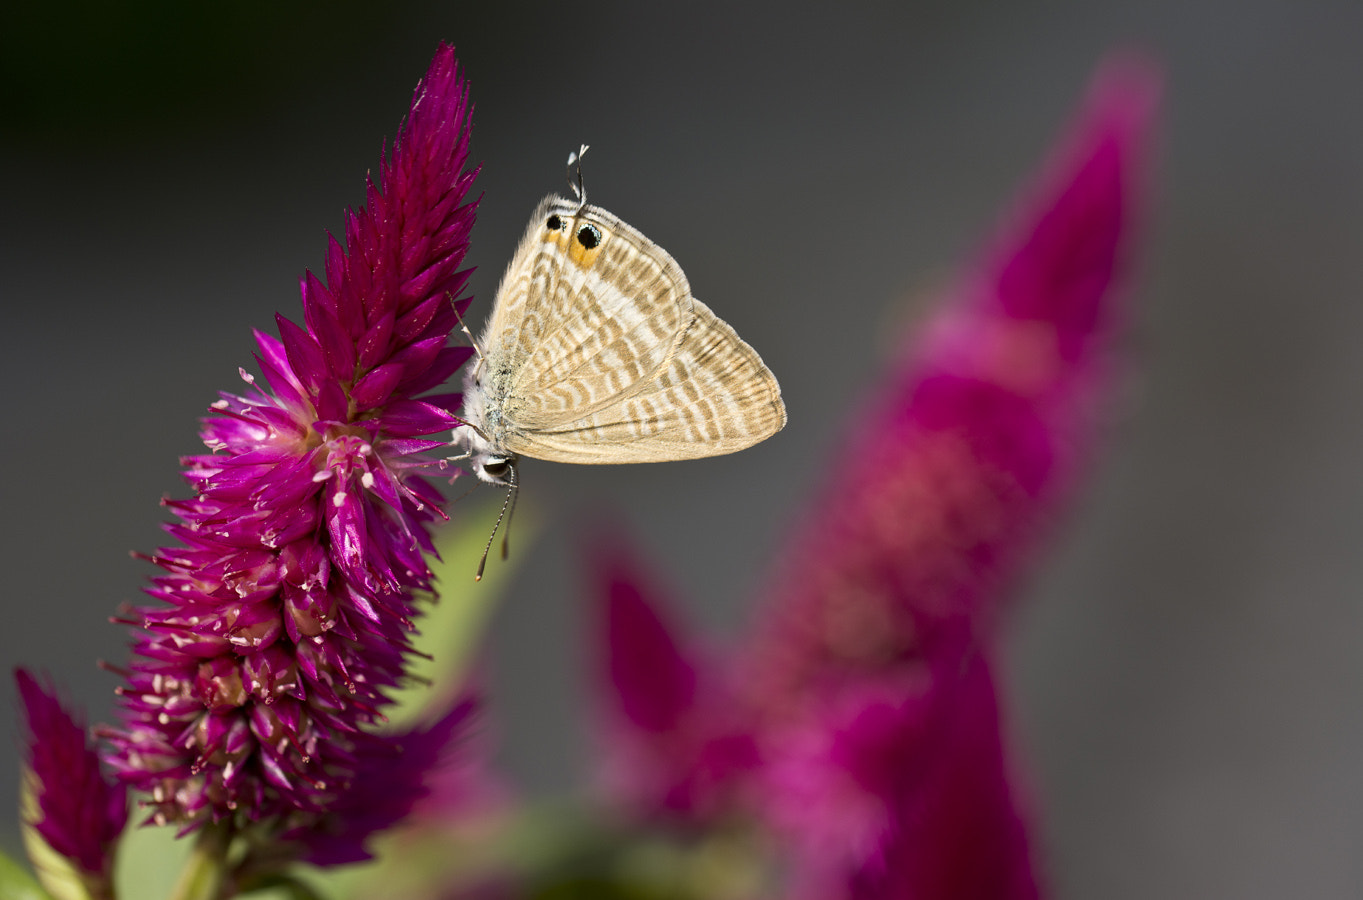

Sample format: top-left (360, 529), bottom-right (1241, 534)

top-left (482, 197), bottom-right (694, 431)
top-left (507, 298), bottom-right (785, 463)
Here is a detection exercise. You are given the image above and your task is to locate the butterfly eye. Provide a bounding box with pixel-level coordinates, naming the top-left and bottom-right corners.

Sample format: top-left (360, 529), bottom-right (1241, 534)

top-left (576, 223), bottom-right (602, 249)
top-left (546, 214), bottom-right (562, 231)
top-left (481, 458), bottom-right (511, 480)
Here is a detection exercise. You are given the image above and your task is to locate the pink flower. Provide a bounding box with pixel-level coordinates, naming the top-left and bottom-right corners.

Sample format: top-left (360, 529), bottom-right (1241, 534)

top-left (752, 54), bottom-right (1159, 899)
top-left (101, 43), bottom-right (481, 845)
top-left (587, 55), bottom-right (1160, 900)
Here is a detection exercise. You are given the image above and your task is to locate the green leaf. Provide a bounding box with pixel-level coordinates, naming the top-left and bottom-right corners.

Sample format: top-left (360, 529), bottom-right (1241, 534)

top-left (0, 848), bottom-right (51, 900)
top-left (385, 498), bottom-right (533, 726)
top-left (162, 825), bottom-right (229, 900)
top-left (235, 873), bottom-right (329, 900)
top-left (113, 820), bottom-right (192, 900)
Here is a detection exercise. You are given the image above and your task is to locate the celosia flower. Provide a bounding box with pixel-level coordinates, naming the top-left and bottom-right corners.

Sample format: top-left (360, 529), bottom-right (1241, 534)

top-left (101, 42), bottom-right (480, 844)
top-left (587, 55), bottom-right (1159, 900)
top-left (15, 668), bottom-right (128, 898)
top-left (754, 55), bottom-right (1158, 899)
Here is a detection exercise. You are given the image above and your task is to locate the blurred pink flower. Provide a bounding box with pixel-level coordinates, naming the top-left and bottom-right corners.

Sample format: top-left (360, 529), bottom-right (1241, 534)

top-left (15, 669), bottom-right (127, 898)
top-left (589, 540), bottom-right (759, 820)
top-left (587, 54), bottom-right (1160, 900)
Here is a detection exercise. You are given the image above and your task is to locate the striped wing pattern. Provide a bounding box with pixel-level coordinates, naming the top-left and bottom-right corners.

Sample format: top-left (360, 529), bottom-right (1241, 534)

top-left (509, 298), bottom-right (786, 463)
top-left (482, 196), bottom-right (692, 429)
top-left (478, 195), bottom-right (785, 464)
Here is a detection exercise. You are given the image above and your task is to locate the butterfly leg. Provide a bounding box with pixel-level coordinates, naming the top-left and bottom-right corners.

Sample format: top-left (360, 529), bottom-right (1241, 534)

top-left (451, 295), bottom-right (487, 377)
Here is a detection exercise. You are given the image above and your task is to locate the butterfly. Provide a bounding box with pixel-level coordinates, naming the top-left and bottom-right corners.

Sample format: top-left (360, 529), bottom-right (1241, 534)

top-left (451, 148), bottom-right (786, 575)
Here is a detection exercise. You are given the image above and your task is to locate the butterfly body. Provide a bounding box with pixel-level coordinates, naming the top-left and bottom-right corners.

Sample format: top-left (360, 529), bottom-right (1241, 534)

top-left (455, 193), bottom-right (785, 485)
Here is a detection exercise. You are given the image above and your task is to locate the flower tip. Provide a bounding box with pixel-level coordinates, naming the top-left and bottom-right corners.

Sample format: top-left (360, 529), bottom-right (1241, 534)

top-left (414, 41), bottom-right (469, 110)
top-left (958, 48), bottom-right (1162, 351)
top-left (14, 666), bottom-right (42, 713)
top-left (1087, 49), bottom-right (1164, 130)
top-left (1065, 50), bottom-right (1163, 210)
top-left (582, 528), bottom-right (700, 734)
top-left (14, 668), bottom-right (80, 747)
top-left (433, 40), bottom-right (458, 68)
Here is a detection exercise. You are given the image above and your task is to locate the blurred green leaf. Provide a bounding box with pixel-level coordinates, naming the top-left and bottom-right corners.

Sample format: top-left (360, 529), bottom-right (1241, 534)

top-left (0, 848), bottom-right (50, 900)
top-left (237, 873), bottom-right (329, 900)
top-left (385, 497), bottom-right (532, 727)
top-left (113, 819), bottom-right (192, 900)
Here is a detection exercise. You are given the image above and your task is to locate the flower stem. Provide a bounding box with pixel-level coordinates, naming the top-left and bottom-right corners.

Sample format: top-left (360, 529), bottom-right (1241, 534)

top-left (166, 824), bottom-right (230, 900)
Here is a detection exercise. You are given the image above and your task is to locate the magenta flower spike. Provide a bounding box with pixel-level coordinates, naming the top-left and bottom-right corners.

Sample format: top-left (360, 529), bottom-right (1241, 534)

top-left (101, 43), bottom-right (480, 841)
top-left (741, 57), bottom-right (1160, 898)
top-left (584, 54), bottom-right (1157, 900)
top-left (16, 669), bottom-right (128, 898)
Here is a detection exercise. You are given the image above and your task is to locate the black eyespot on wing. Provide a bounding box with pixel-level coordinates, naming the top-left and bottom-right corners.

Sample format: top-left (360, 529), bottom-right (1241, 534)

top-left (546, 214), bottom-right (562, 231)
top-left (576, 223), bottom-right (601, 249)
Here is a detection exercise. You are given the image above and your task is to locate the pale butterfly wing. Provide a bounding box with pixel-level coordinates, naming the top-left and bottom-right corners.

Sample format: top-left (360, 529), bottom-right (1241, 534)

top-left (480, 196), bottom-right (694, 431)
top-left (507, 296), bottom-right (786, 463)
top-left (467, 191), bottom-right (784, 467)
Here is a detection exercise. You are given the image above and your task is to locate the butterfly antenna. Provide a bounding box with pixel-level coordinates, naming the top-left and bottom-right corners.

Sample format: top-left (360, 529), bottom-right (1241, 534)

top-left (500, 462), bottom-right (519, 562)
top-left (567, 144), bottom-right (590, 210)
top-left (475, 462), bottom-right (519, 581)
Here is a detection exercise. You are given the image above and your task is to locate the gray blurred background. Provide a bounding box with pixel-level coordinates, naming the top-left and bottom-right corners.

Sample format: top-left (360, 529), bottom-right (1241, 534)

top-left (2, 1), bottom-right (1360, 896)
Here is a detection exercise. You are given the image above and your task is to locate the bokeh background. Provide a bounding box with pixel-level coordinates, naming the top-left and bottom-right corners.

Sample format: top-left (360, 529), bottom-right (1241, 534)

top-left (2, 2), bottom-right (1360, 897)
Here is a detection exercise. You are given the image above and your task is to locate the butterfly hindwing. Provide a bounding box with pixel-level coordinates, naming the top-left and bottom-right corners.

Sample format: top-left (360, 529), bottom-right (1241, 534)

top-left (505, 298), bottom-right (785, 463)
